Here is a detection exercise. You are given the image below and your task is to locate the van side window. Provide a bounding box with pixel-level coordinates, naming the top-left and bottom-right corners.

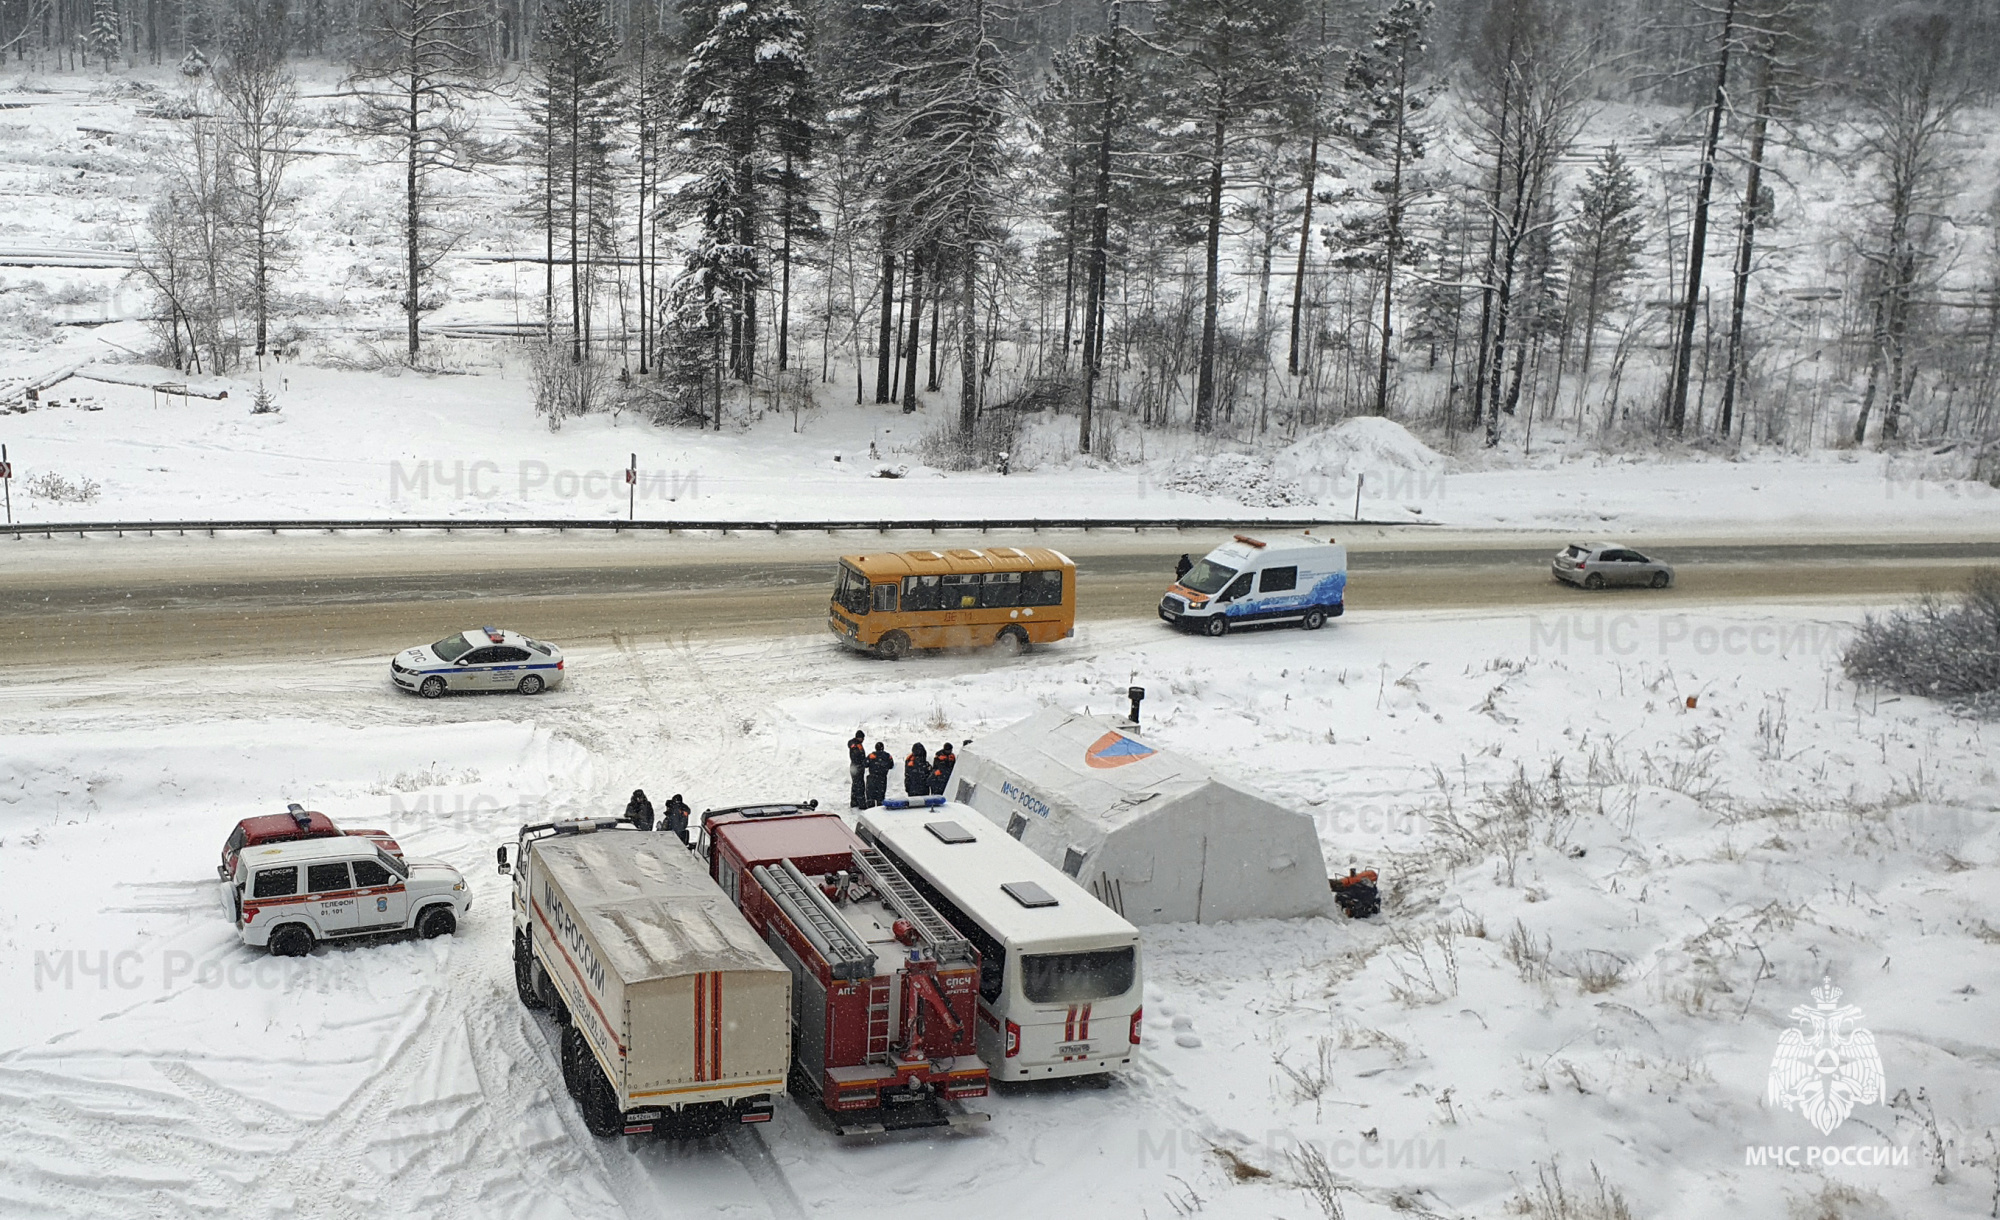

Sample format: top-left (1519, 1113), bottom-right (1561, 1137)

top-left (253, 867), bottom-right (299, 899)
top-left (1020, 570), bottom-right (1063, 606)
top-left (1260, 566), bottom-right (1298, 593)
top-left (979, 571), bottom-right (1023, 607)
top-left (307, 862), bottom-right (352, 893)
top-left (942, 573), bottom-right (981, 608)
top-left (872, 583), bottom-right (899, 613)
top-left (901, 574), bottom-right (943, 612)
top-left (1221, 574), bottom-right (1253, 601)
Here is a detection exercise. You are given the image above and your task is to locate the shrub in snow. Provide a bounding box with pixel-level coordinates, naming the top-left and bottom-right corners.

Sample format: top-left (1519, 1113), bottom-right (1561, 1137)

top-left (529, 340), bottom-right (615, 431)
top-left (1843, 568), bottom-right (2000, 717)
top-left (250, 383), bottom-right (281, 414)
top-left (915, 412), bottom-right (1021, 473)
top-left (25, 472), bottom-right (102, 504)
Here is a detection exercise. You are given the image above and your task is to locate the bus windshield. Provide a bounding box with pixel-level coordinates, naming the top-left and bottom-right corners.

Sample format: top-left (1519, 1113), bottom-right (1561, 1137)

top-left (834, 565), bottom-right (871, 615)
top-left (1020, 946), bottom-right (1136, 1004)
top-left (1180, 560), bottom-right (1237, 596)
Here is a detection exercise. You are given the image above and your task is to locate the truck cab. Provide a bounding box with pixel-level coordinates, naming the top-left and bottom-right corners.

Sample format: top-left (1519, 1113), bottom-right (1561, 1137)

top-left (1159, 533), bottom-right (1347, 637)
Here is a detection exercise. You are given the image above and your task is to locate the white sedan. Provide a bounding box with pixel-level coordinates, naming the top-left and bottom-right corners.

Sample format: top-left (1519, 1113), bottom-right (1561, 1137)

top-left (390, 627), bottom-right (566, 698)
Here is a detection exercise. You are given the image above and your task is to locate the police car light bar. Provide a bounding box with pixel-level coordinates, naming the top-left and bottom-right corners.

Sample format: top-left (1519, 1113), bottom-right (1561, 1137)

top-left (482, 626), bottom-right (505, 643)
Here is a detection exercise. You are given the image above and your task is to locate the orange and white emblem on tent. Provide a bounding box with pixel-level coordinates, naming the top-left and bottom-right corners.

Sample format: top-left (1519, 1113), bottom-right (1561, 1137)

top-left (1085, 731), bottom-right (1156, 769)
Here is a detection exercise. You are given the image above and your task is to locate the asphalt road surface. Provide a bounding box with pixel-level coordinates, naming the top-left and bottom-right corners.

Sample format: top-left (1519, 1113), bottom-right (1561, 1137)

top-left (4, 527), bottom-right (1997, 665)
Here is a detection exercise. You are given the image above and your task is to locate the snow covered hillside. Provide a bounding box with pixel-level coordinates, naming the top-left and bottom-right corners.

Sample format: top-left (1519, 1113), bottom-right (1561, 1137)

top-left (2, 604), bottom-right (1993, 1218)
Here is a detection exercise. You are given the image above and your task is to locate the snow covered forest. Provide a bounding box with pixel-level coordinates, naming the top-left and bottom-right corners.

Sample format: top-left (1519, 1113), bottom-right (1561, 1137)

top-left (12, 0), bottom-right (2000, 471)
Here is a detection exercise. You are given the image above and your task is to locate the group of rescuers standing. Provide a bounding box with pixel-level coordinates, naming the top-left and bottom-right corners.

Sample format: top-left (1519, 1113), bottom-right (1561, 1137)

top-left (848, 731), bottom-right (957, 809)
top-left (618, 733), bottom-right (957, 845)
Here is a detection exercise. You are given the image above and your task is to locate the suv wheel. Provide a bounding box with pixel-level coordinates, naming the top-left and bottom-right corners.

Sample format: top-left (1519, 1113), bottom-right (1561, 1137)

top-left (269, 924), bottom-right (314, 958)
top-left (1301, 608), bottom-right (1327, 631)
top-left (419, 676), bottom-right (447, 699)
top-left (1203, 615), bottom-right (1229, 638)
top-left (517, 674), bottom-right (544, 695)
top-left (417, 905), bottom-right (457, 939)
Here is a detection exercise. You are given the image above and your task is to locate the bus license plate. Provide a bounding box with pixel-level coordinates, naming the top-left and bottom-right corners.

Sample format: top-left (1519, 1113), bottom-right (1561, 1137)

top-left (1058, 1042), bottom-right (1090, 1056)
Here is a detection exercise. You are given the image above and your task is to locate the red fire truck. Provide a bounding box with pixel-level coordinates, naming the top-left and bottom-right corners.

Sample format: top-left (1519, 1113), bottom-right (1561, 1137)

top-left (701, 802), bottom-right (990, 1135)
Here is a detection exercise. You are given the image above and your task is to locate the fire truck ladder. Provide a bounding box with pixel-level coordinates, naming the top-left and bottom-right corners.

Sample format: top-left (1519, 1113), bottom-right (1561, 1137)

top-left (756, 860), bottom-right (877, 981)
top-left (853, 847), bottom-right (973, 965)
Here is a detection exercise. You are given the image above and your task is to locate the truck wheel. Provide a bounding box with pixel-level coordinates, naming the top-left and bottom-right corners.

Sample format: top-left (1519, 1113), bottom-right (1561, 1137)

top-left (514, 936), bottom-right (543, 1009)
top-left (419, 676), bottom-right (447, 699)
top-left (874, 630), bottom-right (910, 661)
top-left (269, 924), bottom-right (314, 958)
top-left (1301, 608), bottom-right (1327, 631)
top-left (994, 626), bottom-right (1029, 656)
top-left (561, 1024), bottom-right (589, 1099)
top-left (1203, 615), bottom-right (1229, 638)
top-left (517, 674), bottom-right (545, 695)
top-left (579, 1059), bottom-right (625, 1138)
top-left (416, 905), bottom-right (457, 939)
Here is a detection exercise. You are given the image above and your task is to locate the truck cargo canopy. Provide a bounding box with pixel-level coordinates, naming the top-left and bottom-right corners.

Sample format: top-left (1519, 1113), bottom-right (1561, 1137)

top-left (536, 833), bottom-right (785, 981)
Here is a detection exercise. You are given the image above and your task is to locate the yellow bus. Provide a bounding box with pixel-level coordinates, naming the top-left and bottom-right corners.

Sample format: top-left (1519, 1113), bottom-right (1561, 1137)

top-left (829, 546), bottom-right (1077, 659)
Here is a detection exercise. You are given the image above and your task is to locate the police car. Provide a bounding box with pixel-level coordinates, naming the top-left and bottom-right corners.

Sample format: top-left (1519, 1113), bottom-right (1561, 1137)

top-left (390, 627), bottom-right (566, 698)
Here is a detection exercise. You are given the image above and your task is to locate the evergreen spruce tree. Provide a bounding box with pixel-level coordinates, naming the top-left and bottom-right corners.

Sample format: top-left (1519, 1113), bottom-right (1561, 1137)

top-left (1564, 143), bottom-right (1643, 417)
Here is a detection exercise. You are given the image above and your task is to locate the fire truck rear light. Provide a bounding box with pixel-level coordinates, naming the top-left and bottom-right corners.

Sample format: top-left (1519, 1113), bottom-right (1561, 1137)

top-left (1005, 1019), bottom-right (1020, 1058)
top-left (740, 1112), bottom-right (772, 1123)
top-left (1130, 1007), bottom-right (1143, 1045)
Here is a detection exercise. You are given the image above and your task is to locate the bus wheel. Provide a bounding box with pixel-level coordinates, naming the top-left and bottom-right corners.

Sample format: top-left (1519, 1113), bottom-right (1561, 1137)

top-left (995, 626), bottom-right (1029, 656)
top-left (875, 631), bottom-right (911, 661)
top-left (1203, 615), bottom-right (1229, 638)
top-left (1301, 608), bottom-right (1327, 631)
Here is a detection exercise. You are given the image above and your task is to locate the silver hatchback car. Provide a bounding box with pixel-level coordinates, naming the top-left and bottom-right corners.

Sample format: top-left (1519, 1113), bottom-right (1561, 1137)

top-left (1552, 543), bottom-right (1674, 590)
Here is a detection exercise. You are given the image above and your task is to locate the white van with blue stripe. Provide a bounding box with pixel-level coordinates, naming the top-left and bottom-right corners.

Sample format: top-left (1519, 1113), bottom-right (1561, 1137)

top-left (1159, 534), bottom-right (1346, 637)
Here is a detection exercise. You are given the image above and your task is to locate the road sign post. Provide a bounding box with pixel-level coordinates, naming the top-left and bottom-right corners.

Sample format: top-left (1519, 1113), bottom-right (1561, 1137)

top-left (2, 444), bottom-right (12, 525)
top-left (626, 453), bottom-right (636, 522)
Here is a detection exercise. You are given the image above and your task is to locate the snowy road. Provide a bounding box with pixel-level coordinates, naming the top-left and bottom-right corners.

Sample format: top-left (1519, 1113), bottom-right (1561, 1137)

top-left (4, 527), bottom-right (1997, 664)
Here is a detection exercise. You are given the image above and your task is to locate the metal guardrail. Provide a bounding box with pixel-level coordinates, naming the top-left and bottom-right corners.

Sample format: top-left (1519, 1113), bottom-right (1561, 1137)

top-left (0, 515), bottom-right (1425, 538)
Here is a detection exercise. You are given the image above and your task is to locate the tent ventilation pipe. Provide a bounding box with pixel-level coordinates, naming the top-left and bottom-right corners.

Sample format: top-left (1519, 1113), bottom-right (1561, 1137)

top-left (1127, 687), bottom-right (1145, 729)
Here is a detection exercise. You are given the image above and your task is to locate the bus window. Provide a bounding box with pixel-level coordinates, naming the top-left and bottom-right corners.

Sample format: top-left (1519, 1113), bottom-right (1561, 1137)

top-left (902, 574), bottom-right (944, 611)
top-left (835, 565), bottom-right (871, 615)
top-left (872, 583), bottom-right (899, 613)
top-left (942, 573), bottom-right (981, 609)
top-left (1021, 570), bottom-right (1063, 606)
top-left (979, 572), bottom-right (1023, 607)
top-left (1020, 947), bottom-right (1136, 1004)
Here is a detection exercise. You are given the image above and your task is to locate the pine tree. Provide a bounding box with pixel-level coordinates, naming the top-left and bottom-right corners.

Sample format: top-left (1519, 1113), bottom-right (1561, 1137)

top-left (1328, 0), bottom-right (1434, 416)
top-left (663, 0), bottom-right (815, 387)
top-left (1154, 0), bottom-right (1306, 432)
top-left (89, 0), bottom-right (120, 71)
top-left (526, 0), bottom-right (622, 363)
top-left (1564, 143), bottom-right (1643, 419)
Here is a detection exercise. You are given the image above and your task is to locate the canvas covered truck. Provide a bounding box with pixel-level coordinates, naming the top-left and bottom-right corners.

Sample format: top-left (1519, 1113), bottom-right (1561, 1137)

top-left (498, 817), bottom-right (792, 1138)
top-left (701, 802), bottom-right (991, 1135)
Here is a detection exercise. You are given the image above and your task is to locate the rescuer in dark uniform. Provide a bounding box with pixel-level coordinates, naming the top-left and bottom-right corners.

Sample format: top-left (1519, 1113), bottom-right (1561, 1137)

top-left (929, 743), bottom-right (956, 796)
top-left (864, 742), bottom-right (894, 808)
top-left (661, 794), bottom-right (691, 846)
top-left (1176, 554), bottom-right (1194, 582)
top-left (904, 743), bottom-right (929, 797)
top-left (848, 730), bottom-right (868, 809)
top-left (625, 789), bottom-right (655, 831)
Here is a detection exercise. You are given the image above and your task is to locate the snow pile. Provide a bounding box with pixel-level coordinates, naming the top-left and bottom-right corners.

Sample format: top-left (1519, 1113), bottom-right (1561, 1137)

top-left (1277, 415), bottom-right (1445, 484)
top-left (1160, 450), bottom-right (1318, 507)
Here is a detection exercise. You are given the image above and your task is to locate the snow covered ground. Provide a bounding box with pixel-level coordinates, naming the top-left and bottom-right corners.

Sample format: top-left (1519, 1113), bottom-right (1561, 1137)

top-left (6, 357), bottom-right (1999, 534)
top-left (3, 602), bottom-right (1994, 1219)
